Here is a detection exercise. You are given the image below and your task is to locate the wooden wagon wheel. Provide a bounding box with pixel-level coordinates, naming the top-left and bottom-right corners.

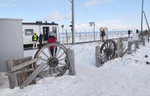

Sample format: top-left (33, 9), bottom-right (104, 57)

top-left (19, 43), bottom-right (70, 88)
top-left (100, 39), bottom-right (117, 64)
top-left (34, 43), bottom-right (69, 77)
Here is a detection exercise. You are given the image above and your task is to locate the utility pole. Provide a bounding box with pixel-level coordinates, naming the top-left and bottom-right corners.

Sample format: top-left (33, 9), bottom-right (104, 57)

top-left (143, 11), bottom-right (150, 43)
top-left (143, 11), bottom-right (150, 31)
top-left (93, 23), bottom-right (95, 41)
top-left (141, 0), bottom-right (144, 34)
top-left (61, 25), bottom-right (64, 43)
top-left (71, 0), bottom-right (75, 45)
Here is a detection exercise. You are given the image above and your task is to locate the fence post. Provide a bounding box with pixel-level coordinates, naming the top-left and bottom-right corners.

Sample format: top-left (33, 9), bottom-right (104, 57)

top-left (95, 46), bottom-right (101, 67)
top-left (127, 41), bottom-right (132, 54)
top-left (142, 38), bottom-right (145, 46)
top-left (66, 30), bottom-right (68, 44)
top-left (135, 40), bottom-right (140, 49)
top-left (116, 38), bottom-right (123, 57)
top-left (79, 33), bottom-right (81, 40)
top-left (67, 49), bottom-right (76, 75)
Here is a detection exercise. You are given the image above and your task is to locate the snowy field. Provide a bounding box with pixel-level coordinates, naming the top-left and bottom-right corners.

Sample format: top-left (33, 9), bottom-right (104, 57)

top-left (1, 41), bottom-right (150, 96)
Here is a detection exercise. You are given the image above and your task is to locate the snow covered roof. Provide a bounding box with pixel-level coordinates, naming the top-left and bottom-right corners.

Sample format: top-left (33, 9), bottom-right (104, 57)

top-left (22, 21), bottom-right (58, 25)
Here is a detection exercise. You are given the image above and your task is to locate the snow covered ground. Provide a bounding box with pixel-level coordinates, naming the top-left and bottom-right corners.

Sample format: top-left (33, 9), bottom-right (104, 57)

top-left (1, 41), bottom-right (150, 96)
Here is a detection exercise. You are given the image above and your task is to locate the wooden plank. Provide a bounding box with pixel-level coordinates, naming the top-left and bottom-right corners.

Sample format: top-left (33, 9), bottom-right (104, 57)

top-left (14, 56), bottom-right (36, 87)
top-left (11, 57), bottom-right (40, 72)
top-left (20, 63), bottom-right (47, 89)
top-left (13, 68), bottom-right (35, 74)
top-left (13, 57), bottom-right (36, 88)
top-left (14, 57), bottom-right (32, 65)
top-left (6, 60), bottom-right (17, 89)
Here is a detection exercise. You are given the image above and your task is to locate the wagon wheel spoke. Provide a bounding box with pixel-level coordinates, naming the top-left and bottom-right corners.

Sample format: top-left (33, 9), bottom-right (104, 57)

top-left (44, 66), bottom-right (51, 76)
top-left (107, 42), bottom-right (110, 48)
top-left (58, 62), bottom-right (66, 66)
top-left (100, 53), bottom-right (107, 63)
top-left (58, 58), bottom-right (67, 61)
top-left (103, 56), bottom-right (108, 62)
top-left (56, 47), bottom-right (61, 57)
top-left (40, 58), bottom-right (49, 62)
top-left (50, 67), bottom-right (54, 76)
top-left (101, 53), bottom-right (106, 59)
top-left (50, 67), bottom-right (59, 76)
top-left (49, 67), bottom-right (53, 76)
top-left (41, 51), bottom-right (50, 59)
top-left (49, 67), bottom-right (58, 76)
top-left (109, 42), bottom-right (114, 49)
top-left (53, 46), bottom-right (56, 57)
top-left (108, 42), bottom-right (113, 48)
top-left (56, 66), bottom-right (63, 73)
top-left (40, 63), bottom-right (49, 70)
top-left (47, 47), bottom-right (52, 58)
top-left (57, 52), bottom-right (65, 59)
top-left (105, 43), bottom-right (107, 48)
top-left (109, 53), bottom-right (113, 59)
top-left (53, 67), bottom-right (58, 74)
top-left (110, 53), bottom-right (115, 59)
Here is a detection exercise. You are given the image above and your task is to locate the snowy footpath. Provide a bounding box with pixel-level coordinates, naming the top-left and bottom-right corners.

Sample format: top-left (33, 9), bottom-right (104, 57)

top-left (1, 42), bottom-right (150, 96)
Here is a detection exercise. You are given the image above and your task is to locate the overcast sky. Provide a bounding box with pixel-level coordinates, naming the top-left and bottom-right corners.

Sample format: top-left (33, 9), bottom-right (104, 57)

top-left (0, 0), bottom-right (150, 31)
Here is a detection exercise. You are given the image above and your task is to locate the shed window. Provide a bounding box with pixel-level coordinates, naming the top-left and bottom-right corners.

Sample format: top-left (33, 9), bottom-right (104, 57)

top-left (25, 29), bottom-right (34, 36)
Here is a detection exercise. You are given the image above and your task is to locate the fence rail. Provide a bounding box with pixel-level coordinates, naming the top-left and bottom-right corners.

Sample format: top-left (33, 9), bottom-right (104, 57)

top-left (59, 31), bottom-right (129, 44)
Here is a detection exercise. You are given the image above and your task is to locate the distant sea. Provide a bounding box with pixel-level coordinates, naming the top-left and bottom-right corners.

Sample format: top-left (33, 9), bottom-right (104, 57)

top-left (60, 31), bottom-right (128, 36)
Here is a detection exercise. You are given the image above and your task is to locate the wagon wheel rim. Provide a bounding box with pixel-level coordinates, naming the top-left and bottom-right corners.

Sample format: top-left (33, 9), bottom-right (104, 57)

top-left (34, 43), bottom-right (69, 77)
top-left (100, 40), bottom-right (117, 64)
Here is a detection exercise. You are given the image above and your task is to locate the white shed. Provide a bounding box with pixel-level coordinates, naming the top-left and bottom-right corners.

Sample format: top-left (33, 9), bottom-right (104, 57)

top-left (0, 18), bottom-right (24, 72)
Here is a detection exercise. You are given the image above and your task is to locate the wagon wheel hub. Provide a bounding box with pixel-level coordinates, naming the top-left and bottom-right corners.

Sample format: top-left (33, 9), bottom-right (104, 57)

top-left (104, 48), bottom-right (113, 57)
top-left (48, 57), bottom-right (59, 67)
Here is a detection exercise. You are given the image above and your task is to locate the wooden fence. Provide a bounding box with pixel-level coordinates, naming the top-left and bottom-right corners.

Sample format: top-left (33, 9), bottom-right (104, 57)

top-left (6, 56), bottom-right (36, 89)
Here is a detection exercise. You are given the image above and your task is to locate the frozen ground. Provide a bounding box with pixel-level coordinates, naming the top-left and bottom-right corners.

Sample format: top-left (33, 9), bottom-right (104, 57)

top-left (1, 42), bottom-right (150, 96)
